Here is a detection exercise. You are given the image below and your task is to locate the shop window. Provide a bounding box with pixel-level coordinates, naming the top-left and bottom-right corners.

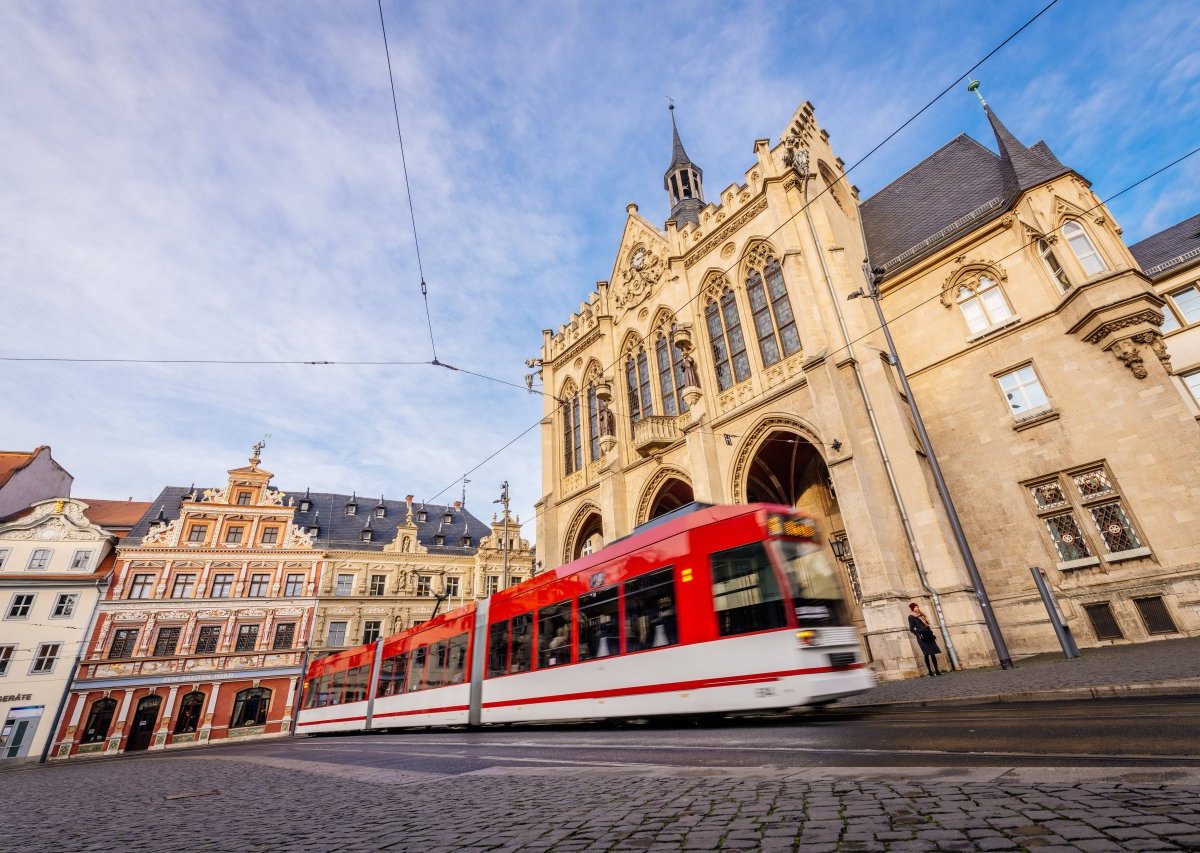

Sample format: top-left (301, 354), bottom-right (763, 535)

top-left (81, 698), bottom-right (117, 744)
top-left (229, 687), bottom-right (271, 728)
top-left (173, 692), bottom-right (205, 734)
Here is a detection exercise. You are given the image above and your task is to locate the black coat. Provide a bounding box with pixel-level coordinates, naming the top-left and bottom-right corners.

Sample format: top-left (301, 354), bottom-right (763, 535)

top-left (909, 614), bottom-right (941, 655)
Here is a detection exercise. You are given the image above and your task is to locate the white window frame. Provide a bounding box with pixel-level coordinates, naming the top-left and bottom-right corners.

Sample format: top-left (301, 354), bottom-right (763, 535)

top-left (1038, 238), bottom-right (1071, 292)
top-left (210, 573), bottom-right (234, 598)
top-left (956, 276), bottom-right (1014, 335)
top-left (0, 644), bottom-right (14, 676)
top-left (170, 574), bottom-right (196, 599)
top-left (326, 621), bottom-right (348, 647)
top-left (445, 576), bottom-right (460, 598)
top-left (27, 549), bottom-right (51, 571)
top-left (6, 593), bottom-right (34, 619)
top-left (0, 549), bottom-right (9, 570)
top-left (416, 575), bottom-right (432, 596)
top-left (247, 573), bottom-right (270, 597)
top-left (1163, 285), bottom-right (1200, 332)
top-left (335, 574), bottom-right (354, 596)
top-left (51, 593), bottom-right (79, 618)
top-left (485, 575), bottom-right (500, 595)
top-left (997, 364), bottom-right (1051, 419)
top-left (70, 550), bottom-right (93, 570)
top-left (1181, 368), bottom-right (1200, 406)
top-left (1062, 220), bottom-right (1107, 276)
top-left (127, 573), bottom-right (155, 599)
top-left (31, 642), bottom-right (61, 674)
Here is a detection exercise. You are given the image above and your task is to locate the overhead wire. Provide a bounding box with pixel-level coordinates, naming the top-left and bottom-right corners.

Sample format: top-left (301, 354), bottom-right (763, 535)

top-left (377, 0), bottom-right (439, 364)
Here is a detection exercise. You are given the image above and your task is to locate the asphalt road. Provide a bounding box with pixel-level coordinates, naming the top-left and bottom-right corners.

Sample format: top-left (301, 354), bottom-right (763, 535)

top-left (213, 695), bottom-right (1200, 771)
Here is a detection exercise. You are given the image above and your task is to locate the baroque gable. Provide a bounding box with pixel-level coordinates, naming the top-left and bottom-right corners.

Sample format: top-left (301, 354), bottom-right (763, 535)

top-left (0, 498), bottom-right (110, 542)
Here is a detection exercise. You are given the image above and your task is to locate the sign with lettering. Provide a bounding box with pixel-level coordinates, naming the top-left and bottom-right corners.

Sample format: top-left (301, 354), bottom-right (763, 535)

top-left (0, 694), bottom-right (33, 702)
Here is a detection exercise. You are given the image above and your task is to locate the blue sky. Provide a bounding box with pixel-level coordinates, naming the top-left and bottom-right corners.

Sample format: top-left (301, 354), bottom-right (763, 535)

top-left (1, 0), bottom-right (1196, 538)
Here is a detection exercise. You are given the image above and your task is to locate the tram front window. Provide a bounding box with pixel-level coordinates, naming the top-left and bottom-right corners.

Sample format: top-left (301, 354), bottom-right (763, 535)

top-left (771, 539), bottom-right (849, 626)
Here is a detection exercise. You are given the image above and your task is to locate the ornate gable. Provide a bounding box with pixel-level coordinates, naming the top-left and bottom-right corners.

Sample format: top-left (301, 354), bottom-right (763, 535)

top-left (0, 498), bottom-right (110, 543)
top-left (609, 204), bottom-right (671, 318)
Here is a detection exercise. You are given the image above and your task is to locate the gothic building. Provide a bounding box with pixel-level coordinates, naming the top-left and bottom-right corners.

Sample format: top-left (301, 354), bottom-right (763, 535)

top-left (533, 98), bottom-right (1200, 678)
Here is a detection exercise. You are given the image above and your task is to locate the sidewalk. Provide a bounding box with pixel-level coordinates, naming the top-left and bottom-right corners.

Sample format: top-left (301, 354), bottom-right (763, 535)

top-left (840, 635), bottom-right (1200, 708)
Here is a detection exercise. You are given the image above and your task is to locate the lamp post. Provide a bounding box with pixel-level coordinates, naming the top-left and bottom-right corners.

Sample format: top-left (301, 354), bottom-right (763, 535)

top-left (493, 481), bottom-right (510, 589)
top-left (290, 640), bottom-right (311, 737)
top-left (849, 267), bottom-right (1014, 669)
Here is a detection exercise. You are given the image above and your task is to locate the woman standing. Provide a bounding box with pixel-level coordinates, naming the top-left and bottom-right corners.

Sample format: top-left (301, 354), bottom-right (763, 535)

top-left (908, 602), bottom-right (943, 676)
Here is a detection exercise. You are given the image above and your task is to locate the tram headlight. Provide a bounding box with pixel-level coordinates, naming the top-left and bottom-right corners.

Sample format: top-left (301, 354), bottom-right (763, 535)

top-left (796, 630), bottom-right (816, 647)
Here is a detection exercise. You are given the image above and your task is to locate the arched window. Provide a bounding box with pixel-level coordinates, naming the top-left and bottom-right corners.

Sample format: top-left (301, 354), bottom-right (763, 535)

top-left (229, 687), bottom-right (271, 728)
top-left (819, 162), bottom-right (844, 210)
top-left (625, 349), bottom-right (653, 422)
top-left (1063, 221), bottom-right (1106, 276)
top-left (173, 691), bottom-right (205, 734)
top-left (586, 384), bottom-right (601, 461)
top-left (1038, 239), bottom-right (1071, 291)
top-left (655, 335), bottom-right (690, 416)
top-left (81, 698), bottom-right (117, 744)
top-left (956, 275), bottom-right (1014, 334)
top-left (705, 290), bottom-right (750, 391)
top-left (745, 255), bottom-right (801, 368)
top-left (561, 391), bottom-right (582, 474)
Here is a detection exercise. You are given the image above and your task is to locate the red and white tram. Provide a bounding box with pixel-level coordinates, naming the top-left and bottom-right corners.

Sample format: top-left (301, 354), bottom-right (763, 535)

top-left (296, 502), bottom-right (873, 734)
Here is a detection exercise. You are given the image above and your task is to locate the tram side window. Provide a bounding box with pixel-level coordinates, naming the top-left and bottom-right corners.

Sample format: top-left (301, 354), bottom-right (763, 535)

top-left (306, 676), bottom-right (328, 708)
top-left (510, 613), bottom-right (533, 673)
top-left (344, 665), bottom-right (369, 703)
top-left (710, 542), bottom-right (787, 636)
top-left (407, 645), bottom-right (428, 691)
top-left (425, 640), bottom-right (449, 689)
top-left (625, 567), bottom-right (678, 652)
top-left (377, 653), bottom-right (408, 698)
top-left (486, 621), bottom-right (509, 678)
top-left (578, 585), bottom-right (620, 661)
top-left (330, 668), bottom-right (347, 705)
top-left (538, 602), bottom-right (573, 668)
top-left (445, 633), bottom-right (469, 685)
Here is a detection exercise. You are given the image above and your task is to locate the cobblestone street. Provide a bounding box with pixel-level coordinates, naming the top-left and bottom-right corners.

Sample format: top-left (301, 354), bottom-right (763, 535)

top-left (6, 746), bottom-right (1200, 852)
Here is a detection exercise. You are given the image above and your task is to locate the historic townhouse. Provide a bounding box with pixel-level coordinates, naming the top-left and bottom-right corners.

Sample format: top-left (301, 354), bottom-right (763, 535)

top-left (309, 494), bottom-right (532, 655)
top-left (52, 451), bottom-right (322, 759)
top-left (533, 99), bottom-right (1200, 678)
top-left (0, 497), bottom-right (148, 762)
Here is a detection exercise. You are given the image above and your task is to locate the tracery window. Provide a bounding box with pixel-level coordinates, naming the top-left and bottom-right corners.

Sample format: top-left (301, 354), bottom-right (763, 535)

top-left (1062, 221), bottom-right (1107, 276)
top-left (705, 289), bottom-right (750, 391)
top-left (654, 334), bottom-right (690, 416)
top-left (561, 390), bottom-right (583, 474)
top-left (625, 349), bottom-right (653, 422)
top-left (956, 275), bottom-right (1014, 334)
top-left (744, 253), bottom-right (801, 368)
top-left (587, 384), bottom-right (601, 461)
top-left (1038, 239), bottom-right (1071, 291)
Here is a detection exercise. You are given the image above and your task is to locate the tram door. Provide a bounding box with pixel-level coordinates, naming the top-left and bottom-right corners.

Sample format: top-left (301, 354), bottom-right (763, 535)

top-left (1, 707), bottom-right (44, 761)
top-left (126, 695), bottom-right (162, 752)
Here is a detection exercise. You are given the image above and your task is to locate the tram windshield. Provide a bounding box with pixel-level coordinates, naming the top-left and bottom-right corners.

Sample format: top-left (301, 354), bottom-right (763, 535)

top-left (770, 538), bottom-right (850, 626)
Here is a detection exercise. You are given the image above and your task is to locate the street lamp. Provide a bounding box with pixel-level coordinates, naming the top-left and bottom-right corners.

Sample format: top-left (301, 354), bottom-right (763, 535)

top-left (493, 481), bottom-right (510, 589)
top-left (849, 266), bottom-right (1014, 669)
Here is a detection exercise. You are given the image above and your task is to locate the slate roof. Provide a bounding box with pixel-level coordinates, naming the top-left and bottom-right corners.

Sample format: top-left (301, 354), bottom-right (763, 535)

top-left (124, 487), bottom-right (492, 555)
top-left (861, 107), bottom-right (1072, 275)
top-left (1129, 212), bottom-right (1200, 280)
top-left (665, 109), bottom-right (702, 183)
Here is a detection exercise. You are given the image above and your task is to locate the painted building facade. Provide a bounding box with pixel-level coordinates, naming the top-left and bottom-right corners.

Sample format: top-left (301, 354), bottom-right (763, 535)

top-left (0, 497), bottom-right (147, 763)
top-left (533, 99), bottom-right (1200, 679)
top-left (52, 454), bottom-right (321, 759)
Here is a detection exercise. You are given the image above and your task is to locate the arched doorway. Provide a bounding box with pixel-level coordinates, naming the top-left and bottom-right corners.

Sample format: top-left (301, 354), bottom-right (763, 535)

top-left (565, 506), bottom-right (604, 562)
top-left (646, 477), bottom-right (694, 521)
top-left (126, 694), bottom-right (162, 752)
top-left (735, 424), bottom-right (864, 633)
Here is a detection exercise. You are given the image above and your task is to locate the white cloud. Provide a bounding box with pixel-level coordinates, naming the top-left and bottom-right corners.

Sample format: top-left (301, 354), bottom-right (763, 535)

top-left (0, 0), bottom-right (1195, 540)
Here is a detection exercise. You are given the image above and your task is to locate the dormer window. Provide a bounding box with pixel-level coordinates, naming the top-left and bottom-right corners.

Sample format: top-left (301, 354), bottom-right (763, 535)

top-left (434, 535), bottom-right (445, 546)
top-left (345, 503), bottom-right (357, 516)
top-left (236, 491), bottom-right (252, 506)
top-left (299, 499), bottom-right (311, 512)
top-left (361, 530), bottom-right (373, 542)
top-left (461, 536), bottom-right (471, 547)
top-left (309, 524), bottom-right (320, 537)
top-left (442, 513), bottom-right (453, 524)
top-left (375, 506), bottom-right (386, 518)
top-left (417, 511), bottom-right (428, 522)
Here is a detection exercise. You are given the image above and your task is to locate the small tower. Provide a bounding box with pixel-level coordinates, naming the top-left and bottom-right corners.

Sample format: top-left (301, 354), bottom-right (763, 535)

top-left (664, 105), bottom-right (704, 228)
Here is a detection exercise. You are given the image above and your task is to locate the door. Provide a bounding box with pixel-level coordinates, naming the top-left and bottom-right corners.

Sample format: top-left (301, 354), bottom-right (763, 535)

top-left (125, 695), bottom-right (162, 752)
top-left (1, 708), bottom-right (43, 761)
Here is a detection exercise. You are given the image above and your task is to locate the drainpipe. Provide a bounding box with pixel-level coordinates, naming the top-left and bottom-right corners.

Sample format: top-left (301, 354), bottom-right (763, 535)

top-left (797, 160), bottom-right (960, 670)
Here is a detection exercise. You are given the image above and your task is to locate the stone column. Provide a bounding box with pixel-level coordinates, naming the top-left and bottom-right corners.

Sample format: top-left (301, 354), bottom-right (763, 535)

top-left (199, 684), bottom-right (222, 743)
top-left (151, 685), bottom-right (179, 750)
top-left (107, 689), bottom-right (135, 754)
top-left (53, 692), bottom-right (87, 759)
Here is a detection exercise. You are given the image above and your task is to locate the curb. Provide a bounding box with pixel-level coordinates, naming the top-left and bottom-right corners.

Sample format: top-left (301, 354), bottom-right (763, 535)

top-left (843, 678), bottom-right (1200, 709)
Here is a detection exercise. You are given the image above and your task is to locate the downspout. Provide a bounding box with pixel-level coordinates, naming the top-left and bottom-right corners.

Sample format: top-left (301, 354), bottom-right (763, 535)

top-left (798, 155), bottom-right (960, 670)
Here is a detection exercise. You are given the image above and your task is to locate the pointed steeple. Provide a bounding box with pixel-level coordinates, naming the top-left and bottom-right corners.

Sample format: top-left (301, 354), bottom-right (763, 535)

top-left (664, 104), bottom-right (704, 228)
top-left (970, 81), bottom-right (1069, 203)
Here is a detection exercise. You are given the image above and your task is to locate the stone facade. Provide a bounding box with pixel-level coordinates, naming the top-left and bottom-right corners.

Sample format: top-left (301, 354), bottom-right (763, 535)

top-left (533, 100), bottom-right (1200, 679)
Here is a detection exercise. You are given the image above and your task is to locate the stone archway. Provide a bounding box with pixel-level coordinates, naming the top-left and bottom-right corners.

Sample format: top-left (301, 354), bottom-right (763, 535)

top-left (636, 468), bottom-right (694, 525)
top-left (563, 502), bottom-right (604, 563)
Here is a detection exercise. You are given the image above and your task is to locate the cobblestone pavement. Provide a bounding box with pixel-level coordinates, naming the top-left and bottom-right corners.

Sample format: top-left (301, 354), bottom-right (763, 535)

top-left (6, 753), bottom-right (1200, 852)
top-left (843, 635), bottom-right (1200, 707)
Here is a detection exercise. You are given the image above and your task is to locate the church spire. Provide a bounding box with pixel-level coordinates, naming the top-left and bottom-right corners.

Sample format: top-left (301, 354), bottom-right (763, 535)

top-left (664, 104), bottom-right (704, 227)
top-left (969, 80), bottom-right (1068, 203)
